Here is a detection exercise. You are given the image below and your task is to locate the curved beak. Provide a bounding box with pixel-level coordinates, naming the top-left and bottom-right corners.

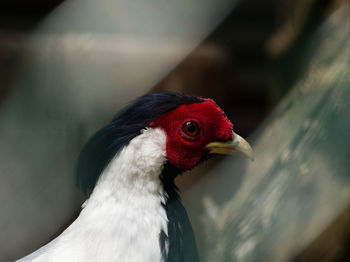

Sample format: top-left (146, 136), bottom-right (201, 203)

top-left (205, 132), bottom-right (254, 161)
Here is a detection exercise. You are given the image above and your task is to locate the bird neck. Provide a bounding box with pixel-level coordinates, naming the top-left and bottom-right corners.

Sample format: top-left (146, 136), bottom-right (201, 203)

top-left (48, 128), bottom-right (171, 262)
top-left (85, 127), bottom-right (168, 207)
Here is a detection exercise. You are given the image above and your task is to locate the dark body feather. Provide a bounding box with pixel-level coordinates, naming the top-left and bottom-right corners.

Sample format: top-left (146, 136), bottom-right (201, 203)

top-left (76, 92), bottom-right (201, 261)
top-left (160, 162), bottom-right (200, 262)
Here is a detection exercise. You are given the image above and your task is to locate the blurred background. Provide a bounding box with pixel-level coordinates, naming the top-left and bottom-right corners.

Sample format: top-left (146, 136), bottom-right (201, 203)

top-left (0, 0), bottom-right (349, 261)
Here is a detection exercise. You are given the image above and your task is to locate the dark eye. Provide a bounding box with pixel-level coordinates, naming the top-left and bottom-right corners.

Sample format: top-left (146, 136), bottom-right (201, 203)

top-left (182, 121), bottom-right (200, 137)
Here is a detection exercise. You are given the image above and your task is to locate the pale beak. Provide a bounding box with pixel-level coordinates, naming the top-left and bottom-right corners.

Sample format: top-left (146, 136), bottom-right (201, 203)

top-left (206, 132), bottom-right (254, 161)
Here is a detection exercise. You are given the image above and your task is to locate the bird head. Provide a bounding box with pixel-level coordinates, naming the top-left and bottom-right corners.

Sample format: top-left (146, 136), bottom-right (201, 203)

top-left (149, 98), bottom-right (252, 170)
top-left (77, 92), bottom-right (253, 195)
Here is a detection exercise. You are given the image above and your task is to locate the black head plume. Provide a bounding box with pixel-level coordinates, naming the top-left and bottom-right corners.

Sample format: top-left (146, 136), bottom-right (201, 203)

top-left (76, 92), bottom-right (203, 195)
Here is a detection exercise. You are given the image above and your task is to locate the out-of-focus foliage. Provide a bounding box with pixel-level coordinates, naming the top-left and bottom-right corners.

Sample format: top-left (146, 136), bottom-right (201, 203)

top-left (1, 0), bottom-right (349, 261)
top-left (184, 3), bottom-right (350, 261)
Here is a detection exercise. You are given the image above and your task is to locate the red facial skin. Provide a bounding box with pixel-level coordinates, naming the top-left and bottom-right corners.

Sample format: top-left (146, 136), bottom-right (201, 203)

top-left (150, 99), bottom-right (233, 171)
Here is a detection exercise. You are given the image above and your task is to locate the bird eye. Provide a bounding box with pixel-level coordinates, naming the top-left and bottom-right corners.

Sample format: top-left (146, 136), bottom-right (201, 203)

top-left (182, 121), bottom-right (200, 137)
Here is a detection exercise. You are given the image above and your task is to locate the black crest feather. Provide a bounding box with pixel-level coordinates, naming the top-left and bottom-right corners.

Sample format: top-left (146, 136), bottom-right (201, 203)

top-left (76, 92), bottom-right (202, 195)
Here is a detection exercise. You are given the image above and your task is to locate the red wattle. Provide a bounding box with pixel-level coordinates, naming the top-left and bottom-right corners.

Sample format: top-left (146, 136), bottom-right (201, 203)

top-left (150, 99), bottom-right (233, 171)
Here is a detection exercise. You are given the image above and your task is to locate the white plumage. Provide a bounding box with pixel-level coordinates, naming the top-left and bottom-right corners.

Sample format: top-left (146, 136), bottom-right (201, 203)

top-left (18, 128), bottom-right (169, 262)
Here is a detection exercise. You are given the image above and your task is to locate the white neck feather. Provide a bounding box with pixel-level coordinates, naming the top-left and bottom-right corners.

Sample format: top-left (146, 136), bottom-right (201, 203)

top-left (19, 128), bottom-right (169, 262)
top-left (87, 127), bottom-right (168, 206)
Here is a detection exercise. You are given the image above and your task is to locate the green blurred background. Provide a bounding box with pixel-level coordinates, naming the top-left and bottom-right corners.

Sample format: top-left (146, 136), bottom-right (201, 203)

top-left (0, 0), bottom-right (349, 261)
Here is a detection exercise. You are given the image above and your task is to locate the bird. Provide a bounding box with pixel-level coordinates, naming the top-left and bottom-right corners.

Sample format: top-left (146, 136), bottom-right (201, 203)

top-left (17, 92), bottom-right (253, 262)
